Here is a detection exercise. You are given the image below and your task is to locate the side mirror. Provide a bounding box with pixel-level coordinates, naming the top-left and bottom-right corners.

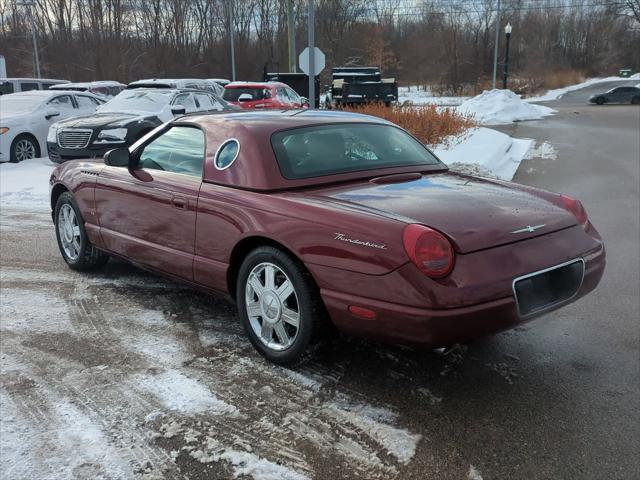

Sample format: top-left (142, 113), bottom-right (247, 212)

top-left (171, 105), bottom-right (186, 116)
top-left (104, 147), bottom-right (131, 167)
top-left (300, 96), bottom-right (309, 106)
top-left (238, 93), bottom-right (254, 102)
top-left (45, 109), bottom-right (60, 120)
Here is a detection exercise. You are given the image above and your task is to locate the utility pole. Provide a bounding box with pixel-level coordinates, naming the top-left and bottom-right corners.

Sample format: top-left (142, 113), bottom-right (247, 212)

top-left (228, 0), bottom-right (236, 81)
top-left (491, 0), bottom-right (501, 89)
top-left (286, 0), bottom-right (296, 72)
top-left (307, 0), bottom-right (315, 108)
top-left (17, 0), bottom-right (40, 78)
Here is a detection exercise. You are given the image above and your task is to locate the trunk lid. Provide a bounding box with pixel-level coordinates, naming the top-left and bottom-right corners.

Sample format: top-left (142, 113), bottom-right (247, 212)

top-left (305, 173), bottom-right (577, 253)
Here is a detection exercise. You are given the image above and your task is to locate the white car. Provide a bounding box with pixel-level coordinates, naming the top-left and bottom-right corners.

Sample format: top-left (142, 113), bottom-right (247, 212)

top-left (49, 81), bottom-right (126, 99)
top-left (0, 90), bottom-right (104, 163)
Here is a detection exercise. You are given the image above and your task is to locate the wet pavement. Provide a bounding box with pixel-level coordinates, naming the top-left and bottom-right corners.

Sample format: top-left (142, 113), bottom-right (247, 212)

top-left (1, 83), bottom-right (638, 479)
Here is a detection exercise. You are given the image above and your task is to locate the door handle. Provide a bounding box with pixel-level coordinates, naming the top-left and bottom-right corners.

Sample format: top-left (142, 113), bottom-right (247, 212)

top-left (171, 197), bottom-right (187, 209)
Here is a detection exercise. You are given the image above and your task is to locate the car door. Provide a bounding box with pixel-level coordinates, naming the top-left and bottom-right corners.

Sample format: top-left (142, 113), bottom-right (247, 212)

top-left (94, 124), bottom-right (205, 279)
top-left (33, 95), bottom-right (76, 152)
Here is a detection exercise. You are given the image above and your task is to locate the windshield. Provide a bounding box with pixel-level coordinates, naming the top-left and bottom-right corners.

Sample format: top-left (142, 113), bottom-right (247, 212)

top-left (98, 90), bottom-right (173, 113)
top-left (271, 123), bottom-right (442, 180)
top-left (0, 95), bottom-right (43, 115)
top-left (223, 88), bottom-right (268, 102)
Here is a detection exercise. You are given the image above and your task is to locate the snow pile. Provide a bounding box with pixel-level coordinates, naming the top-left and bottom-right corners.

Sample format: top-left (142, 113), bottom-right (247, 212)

top-left (527, 74), bottom-right (640, 102)
top-left (434, 127), bottom-right (533, 181)
top-left (0, 157), bottom-right (55, 209)
top-left (457, 89), bottom-right (555, 125)
top-left (399, 86), bottom-right (468, 106)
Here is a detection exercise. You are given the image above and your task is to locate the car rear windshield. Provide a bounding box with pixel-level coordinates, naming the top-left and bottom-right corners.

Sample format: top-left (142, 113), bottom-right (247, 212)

top-left (271, 123), bottom-right (442, 179)
top-left (223, 88), bottom-right (267, 101)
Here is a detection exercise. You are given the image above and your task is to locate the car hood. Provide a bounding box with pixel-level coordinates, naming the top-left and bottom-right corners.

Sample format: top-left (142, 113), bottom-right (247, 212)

top-left (304, 173), bottom-right (577, 253)
top-left (54, 112), bottom-right (143, 129)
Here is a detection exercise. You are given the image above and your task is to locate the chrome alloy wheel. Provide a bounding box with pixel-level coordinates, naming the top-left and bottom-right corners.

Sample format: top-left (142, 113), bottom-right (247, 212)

top-left (245, 262), bottom-right (300, 351)
top-left (15, 139), bottom-right (36, 162)
top-left (57, 204), bottom-right (81, 261)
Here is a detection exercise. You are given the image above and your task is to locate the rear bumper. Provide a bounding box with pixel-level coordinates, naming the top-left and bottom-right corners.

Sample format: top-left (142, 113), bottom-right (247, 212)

top-left (318, 243), bottom-right (605, 347)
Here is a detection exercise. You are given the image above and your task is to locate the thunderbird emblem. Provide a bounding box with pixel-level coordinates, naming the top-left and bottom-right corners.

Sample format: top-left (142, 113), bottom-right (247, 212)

top-left (510, 224), bottom-right (545, 234)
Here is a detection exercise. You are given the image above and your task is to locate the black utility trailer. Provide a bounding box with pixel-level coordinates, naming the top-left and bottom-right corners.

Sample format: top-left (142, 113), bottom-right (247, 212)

top-left (329, 66), bottom-right (398, 106)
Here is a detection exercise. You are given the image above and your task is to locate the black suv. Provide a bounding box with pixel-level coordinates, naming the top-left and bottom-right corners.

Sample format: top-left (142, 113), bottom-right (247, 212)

top-left (48, 88), bottom-right (236, 163)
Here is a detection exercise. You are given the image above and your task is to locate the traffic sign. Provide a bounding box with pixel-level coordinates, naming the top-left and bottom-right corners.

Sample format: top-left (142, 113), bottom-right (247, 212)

top-left (299, 47), bottom-right (325, 76)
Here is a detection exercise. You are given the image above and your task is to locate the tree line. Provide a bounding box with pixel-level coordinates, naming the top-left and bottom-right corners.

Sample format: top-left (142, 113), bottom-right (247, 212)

top-left (1, 0), bottom-right (638, 93)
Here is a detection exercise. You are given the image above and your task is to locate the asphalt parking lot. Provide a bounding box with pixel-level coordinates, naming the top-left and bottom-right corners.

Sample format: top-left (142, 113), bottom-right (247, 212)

top-left (1, 84), bottom-right (638, 479)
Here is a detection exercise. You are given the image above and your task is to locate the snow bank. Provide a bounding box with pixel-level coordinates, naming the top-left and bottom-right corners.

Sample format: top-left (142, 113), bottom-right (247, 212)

top-left (434, 127), bottom-right (533, 181)
top-left (457, 89), bottom-right (555, 125)
top-left (399, 86), bottom-right (468, 106)
top-left (0, 157), bottom-right (54, 209)
top-left (527, 74), bottom-right (640, 102)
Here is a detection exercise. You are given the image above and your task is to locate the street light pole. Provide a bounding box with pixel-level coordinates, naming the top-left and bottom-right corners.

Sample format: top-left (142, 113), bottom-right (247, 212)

top-left (286, 0), bottom-right (296, 73)
top-left (17, 0), bottom-right (40, 78)
top-left (307, 0), bottom-right (315, 109)
top-left (491, 0), bottom-right (501, 89)
top-left (502, 22), bottom-right (512, 90)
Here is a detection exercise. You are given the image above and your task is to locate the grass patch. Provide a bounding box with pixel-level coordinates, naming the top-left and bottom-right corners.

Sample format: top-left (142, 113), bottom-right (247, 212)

top-left (340, 103), bottom-right (476, 147)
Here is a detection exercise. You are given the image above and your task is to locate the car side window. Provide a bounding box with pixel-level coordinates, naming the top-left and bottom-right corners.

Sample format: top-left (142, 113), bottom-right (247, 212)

top-left (173, 93), bottom-right (197, 113)
top-left (138, 126), bottom-right (205, 177)
top-left (47, 95), bottom-right (75, 111)
top-left (76, 95), bottom-right (99, 109)
top-left (286, 88), bottom-right (300, 104)
top-left (194, 93), bottom-right (223, 111)
top-left (20, 82), bottom-right (39, 91)
top-left (276, 87), bottom-right (289, 103)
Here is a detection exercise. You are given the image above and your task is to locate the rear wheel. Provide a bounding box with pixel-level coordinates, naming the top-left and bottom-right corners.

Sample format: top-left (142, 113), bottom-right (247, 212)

top-left (54, 192), bottom-right (108, 270)
top-left (631, 96), bottom-right (640, 105)
top-left (10, 134), bottom-right (40, 163)
top-left (236, 246), bottom-right (327, 365)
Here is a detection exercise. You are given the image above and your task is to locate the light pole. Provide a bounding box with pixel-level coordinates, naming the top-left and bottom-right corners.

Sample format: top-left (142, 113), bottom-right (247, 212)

top-left (17, 0), bottom-right (40, 78)
top-left (502, 22), bottom-right (512, 90)
top-left (228, 0), bottom-right (236, 82)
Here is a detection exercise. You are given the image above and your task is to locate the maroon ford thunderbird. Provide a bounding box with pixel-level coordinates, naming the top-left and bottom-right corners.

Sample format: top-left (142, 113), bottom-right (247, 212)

top-left (49, 110), bottom-right (605, 364)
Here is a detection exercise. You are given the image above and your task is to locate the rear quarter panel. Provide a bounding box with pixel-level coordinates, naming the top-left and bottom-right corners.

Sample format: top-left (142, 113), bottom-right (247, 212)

top-left (193, 182), bottom-right (409, 293)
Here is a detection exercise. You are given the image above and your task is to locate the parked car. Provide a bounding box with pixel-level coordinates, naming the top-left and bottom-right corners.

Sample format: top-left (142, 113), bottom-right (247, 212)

top-left (49, 110), bottom-right (605, 365)
top-left (223, 81), bottom-right (307, 109)
top-left (47, 87), bottom-right (234, 163)
top-left (263, 72), bottom-right (319, 107)
top-left (209, 78), bottom-right (231, 87)
top-left (127, 78), bottom-right (223, 96)
top-left (589, 86), bottom-right (640, 104)
top-left (0, 90), bottom-right (104, 163)
top-left (49, 81), bottom-right (126, 98)
top-left (0, 77), bottom-right (69, 95)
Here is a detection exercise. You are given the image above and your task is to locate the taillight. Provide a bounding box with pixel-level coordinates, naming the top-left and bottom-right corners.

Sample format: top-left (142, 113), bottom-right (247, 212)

top-left (560, 194), bottom-right (588, 225)
top-left (403, 224), bottom-right (455, 278)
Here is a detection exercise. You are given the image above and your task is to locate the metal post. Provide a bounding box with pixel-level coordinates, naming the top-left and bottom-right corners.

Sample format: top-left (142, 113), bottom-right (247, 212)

top-left (307, 0), bottom-right (315, 108)
top-left (18, 0), bottom-right (40, 78)
top-left (491, 0), bottom-right (501, 89)
top-left (229, 0), bottom-right (236, 82)
top-left (502, 31), bottom-right (511, 89)
top-left (287, 0), bottom-right (296, 73)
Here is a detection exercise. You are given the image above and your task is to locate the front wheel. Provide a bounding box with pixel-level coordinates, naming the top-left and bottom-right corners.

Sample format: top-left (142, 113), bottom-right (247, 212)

top-left (595, 97), bottom-right (605, 105)
top-left (54, 192), bottom-right (108, 270)
top-left (236, 246), bottom-right (327, 365)
top-left (10, 134), bottom-right (40, 163)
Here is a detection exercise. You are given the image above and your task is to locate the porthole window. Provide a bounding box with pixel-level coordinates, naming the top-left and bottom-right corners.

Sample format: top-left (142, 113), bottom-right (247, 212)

top-left (215, 139), bottom-right (240, 170)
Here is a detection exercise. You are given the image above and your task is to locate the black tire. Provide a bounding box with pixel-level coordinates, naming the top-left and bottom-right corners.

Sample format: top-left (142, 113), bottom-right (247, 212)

top-left (595, 97), bottom-right (605, 105)
top-left (631, 96), bottom-right (640, 105)
top-left (54, 192), bottom-right (108, 271)
top-left (10, 134), bottom-right (40, 163)
top-left (236, 246), bottom-right (327, 366)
